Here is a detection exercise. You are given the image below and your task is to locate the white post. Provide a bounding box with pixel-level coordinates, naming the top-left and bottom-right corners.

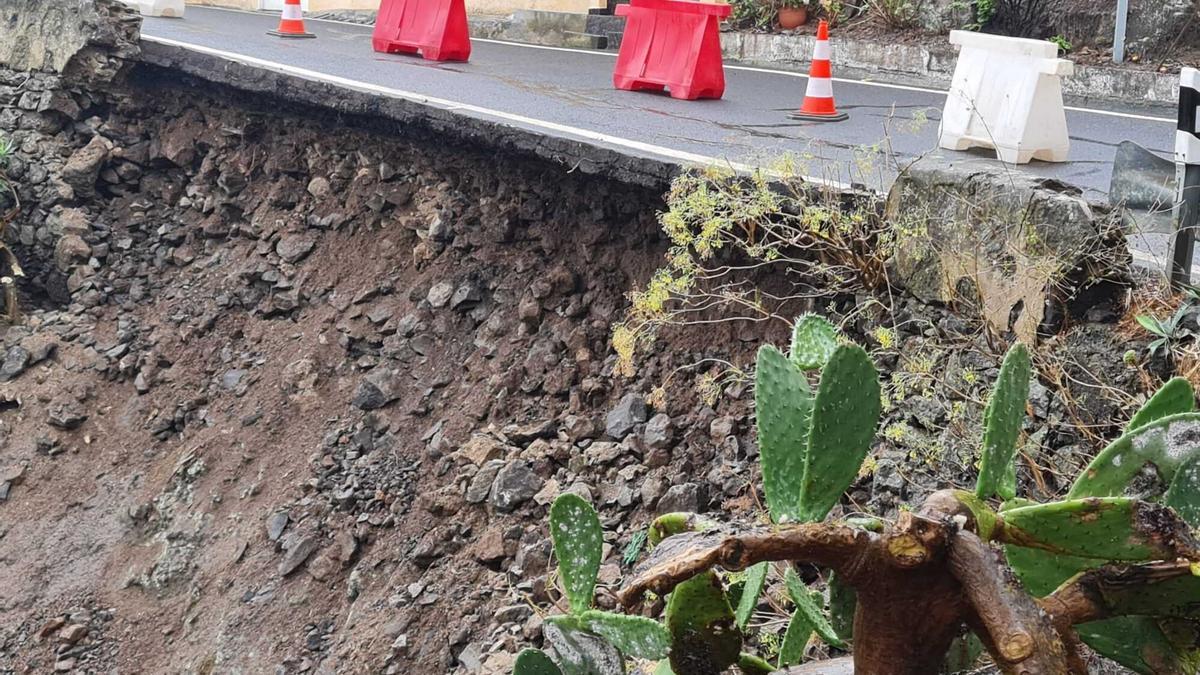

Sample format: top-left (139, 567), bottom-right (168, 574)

top-left (1170, 68), bottom-right (1200, 286)
top-left (1113, 0), bottom-right (1129, 64)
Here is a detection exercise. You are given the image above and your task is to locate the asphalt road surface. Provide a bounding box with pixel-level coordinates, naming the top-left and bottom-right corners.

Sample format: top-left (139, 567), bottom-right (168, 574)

top-left (141, 7), bottom-right (1186, 270)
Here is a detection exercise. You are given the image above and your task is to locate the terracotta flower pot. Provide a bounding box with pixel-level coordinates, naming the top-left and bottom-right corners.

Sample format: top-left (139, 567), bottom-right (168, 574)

top-left (778, 6), bottom-right (808, 29)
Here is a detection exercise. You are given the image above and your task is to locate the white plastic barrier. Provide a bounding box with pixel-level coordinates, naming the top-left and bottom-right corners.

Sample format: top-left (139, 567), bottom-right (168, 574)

top-left (120, 0), bottom-right (185, 17)
top-left (938, 31), bottom-right (1074, 164)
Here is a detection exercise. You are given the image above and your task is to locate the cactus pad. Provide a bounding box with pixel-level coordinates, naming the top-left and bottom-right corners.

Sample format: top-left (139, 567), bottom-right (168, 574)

top-left (734, 562), bottom-right (768, 630)
top-left (777, 606), bottom-right (813, 667)
top-left (514, 649), bottom-right (563, 675)
top-left (789, 314), bottom-right (839, 371)
top-left (975, 343), bottom-right (1031, 501)
top-left (543, 619), bottom-right (626, 675)
top-left (755, 344), bottom-right (814, 523)
top-left (578, 610), bottom-right (671, 660)
top-left (785, 568), bottom-right (846, 649)
top-left (1128, 377), bottom-right (1196, 432)
top-left (1166, 455), bottom-right (1200, 528)
top-left (665, 571), bottom-right (741, 675)
top-left (1069, 412), bottom-right (1200, 499)
top-left (799, 344), bottom-right (882, 522)
top-left (550, 493), bottom-right (603, 615)
top-left (998, 497), bottom-right (1200, 561)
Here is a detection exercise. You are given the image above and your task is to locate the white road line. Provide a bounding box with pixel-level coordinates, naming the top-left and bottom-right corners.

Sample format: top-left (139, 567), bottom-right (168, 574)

top-left (176, 5), bottom-right (1176, 124)
top-left (141, 34), bottom-right (852, 191)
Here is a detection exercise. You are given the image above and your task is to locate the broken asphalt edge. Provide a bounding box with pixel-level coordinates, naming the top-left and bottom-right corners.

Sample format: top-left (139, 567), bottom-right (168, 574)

top-left (138, 38), bottom-right (684, 191)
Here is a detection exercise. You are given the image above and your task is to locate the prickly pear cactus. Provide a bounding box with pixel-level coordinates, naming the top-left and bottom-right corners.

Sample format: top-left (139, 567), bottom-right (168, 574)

top-left (798, 344), bottom-right (882, 523)
top-left (734, 562), bottom-right (768, 630)
top-left (789, 314), bottom-right (839, 371)
top-left (998, 497), bottom-right (1199, 561)
top-left (550, 494), bottom-right (603, 615)
top-left (542, 620), bottom-right (626, 675)
top-left (1069, 412), bottom-right (1200, 499)
top-left (1128, 377), bottom-right (1195, 431)
top-left (784, 568), bottom-right (845, 650)
top-left (1007, 395), bottom-right (1200, 675)
top-left (666, 572), bottom-right (741, 675)
top-left (778, 603), bottom-right (813, 667)
top-left (755, 343), bottom-right (814, 524)
top-left (514, 649), bottom-right (563, 675)
top-left (1166, 454), bottom-right (1200, 528)
top-left (577, 611), bottom-right (671, 660)
top-left (975, 343), bottom-right (1031, 502)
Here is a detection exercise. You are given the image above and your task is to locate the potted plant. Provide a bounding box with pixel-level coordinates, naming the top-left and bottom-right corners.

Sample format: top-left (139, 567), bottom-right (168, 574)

top-left (777, 0), bottom-right (809, 29)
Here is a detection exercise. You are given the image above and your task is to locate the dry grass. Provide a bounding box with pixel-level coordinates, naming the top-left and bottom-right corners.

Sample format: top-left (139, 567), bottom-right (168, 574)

top-left (1116, 275), bottom-right (1180, 339)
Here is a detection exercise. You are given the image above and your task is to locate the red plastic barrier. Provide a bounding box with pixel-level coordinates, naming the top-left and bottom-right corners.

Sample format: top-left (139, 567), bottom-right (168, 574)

top-left (372, 0), bottom-right (471, 62)
top-left (613, 0), bottom-right (731, 100)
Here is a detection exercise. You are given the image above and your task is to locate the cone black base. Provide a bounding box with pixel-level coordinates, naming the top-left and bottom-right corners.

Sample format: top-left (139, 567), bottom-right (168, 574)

top-left (788, 111), bottom-right (849, 122)
top-left (268, 30), bottom-right (317, 38)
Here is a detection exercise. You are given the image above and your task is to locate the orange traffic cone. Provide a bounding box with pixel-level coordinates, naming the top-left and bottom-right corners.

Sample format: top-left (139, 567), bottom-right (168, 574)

top-left (268, 0), bottom-right (316, 38)
top-left (789, 20), bottom-right (847, 122)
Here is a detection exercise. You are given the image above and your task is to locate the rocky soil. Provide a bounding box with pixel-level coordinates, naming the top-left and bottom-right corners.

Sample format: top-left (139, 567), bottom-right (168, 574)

top-left (0, 3), bottom-right (1167, 675)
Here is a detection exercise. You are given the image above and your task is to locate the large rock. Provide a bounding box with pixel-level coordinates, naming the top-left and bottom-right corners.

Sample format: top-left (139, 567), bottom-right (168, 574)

top-left (605, 393), bottom-right (647, 440)
top-left (0, 0), bottom-right (140, 81)
top-left (490, 461), bottom-right (543, 513)
top-left (60, 135), bottom-right (112, 198)
top-left (351, 367), bottom-right (404, 410)
top-left (887, 156), bottom-right (1128, 343)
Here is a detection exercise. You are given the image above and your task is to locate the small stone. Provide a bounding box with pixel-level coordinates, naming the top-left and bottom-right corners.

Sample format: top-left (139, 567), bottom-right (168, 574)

top-left (606, 393), bottom-right (647, 440)
top-left (0, 346), bottom-right (30, 382)
top-left (473, 527), bottom-right (506, 563)
top-left (426, 281), bottom-right (455, 308)
top-left (532, 478), bottom-right (560, 506)
top-left (38, 617), bottom-right (65, 640)
top-left (710, 416), bottom-right (737, 439)
top-left (466, 460), bottom-right (504, 504)
top-left (518, 295), bottom-right (540, 325)
top-left (307, 176), bottom-right (332, 199)
top-left (457, 641), bottom-right (484, 672)
top-left (366, 306), bottom-right (394, 325)
top-left (643, 413), bottom-right (674, 449)
top-left (266, 512), bottom-right (289, 541)
top-left (59, 624), bottom-right (87, 645)
top-left (221, 369), bottom-right (247, 391)
top-left (657, 483), bottom-right (700, 514)
top-left (276, 234), bottom-right (316, 263)
top-left (60, 134), bottom-right (110, 196)
top-left (53, 234), bottom-right (91, 272)
top-left (457, 435), bottom-right (503, 466)
top-left (640, 476), bottom-right (666, 509)
top-left (560, 415), bottom-right (594, 442)
top-left (46, 397), bottom-right (87, 430)
top-left (490, 461), bottom-right (543, 513)
top-left (451, 282), bottom-right (482, 309)
top-left (279, 535), bottom-right (320, 576)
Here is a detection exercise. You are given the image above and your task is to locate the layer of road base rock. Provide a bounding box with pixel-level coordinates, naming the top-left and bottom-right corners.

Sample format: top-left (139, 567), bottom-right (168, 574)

top-left (0, 2), bottom-right (1168, 674)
